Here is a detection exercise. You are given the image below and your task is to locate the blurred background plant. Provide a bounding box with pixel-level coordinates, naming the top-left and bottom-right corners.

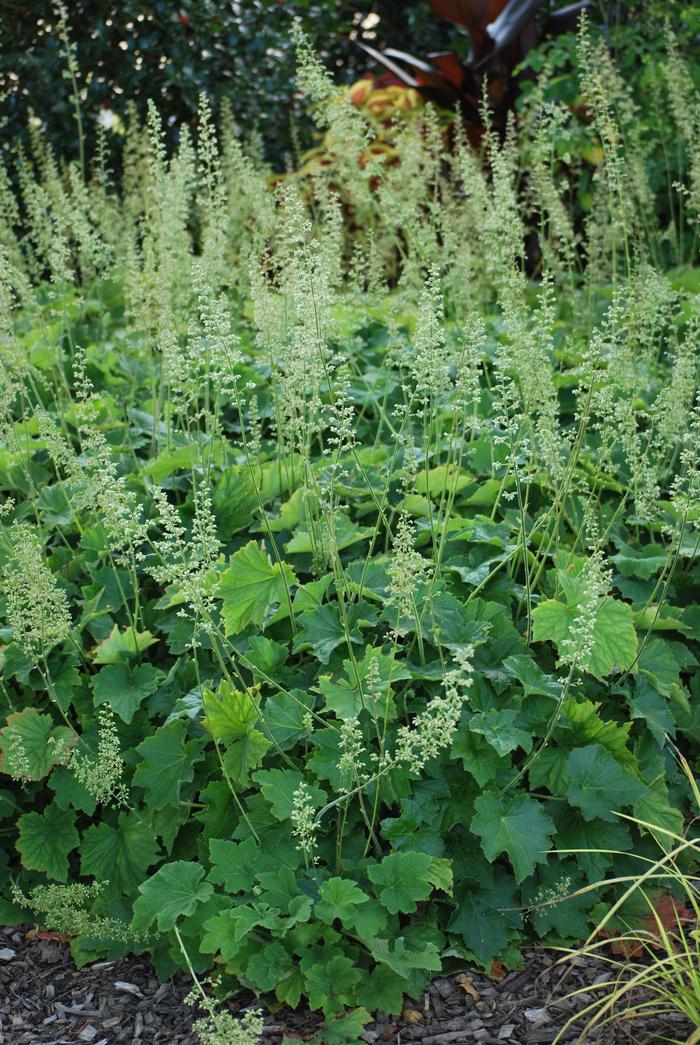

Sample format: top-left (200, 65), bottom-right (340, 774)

top-left (0, 0), bottom-right (455, 170)
top-left (2, 0), bottom-right (699, 174)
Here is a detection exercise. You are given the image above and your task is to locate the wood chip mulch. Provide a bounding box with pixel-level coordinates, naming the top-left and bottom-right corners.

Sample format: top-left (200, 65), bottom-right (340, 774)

top-left (0, 926), bottom-right (693, 1044)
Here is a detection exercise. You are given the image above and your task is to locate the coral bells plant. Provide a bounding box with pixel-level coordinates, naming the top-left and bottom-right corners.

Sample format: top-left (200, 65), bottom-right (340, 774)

top-left (0, 14), bottom-right (700, 1043)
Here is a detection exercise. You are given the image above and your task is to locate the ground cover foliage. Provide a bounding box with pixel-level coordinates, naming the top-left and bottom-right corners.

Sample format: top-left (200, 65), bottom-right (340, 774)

top-left (1, 15), bottom-right (700, 1042)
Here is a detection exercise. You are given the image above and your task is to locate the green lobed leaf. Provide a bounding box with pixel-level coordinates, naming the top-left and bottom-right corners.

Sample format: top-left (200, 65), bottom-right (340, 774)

top-left (449, 873), bottom-right (522, 964)
top-left (304, 953), bottom-right (362, 1015)
top-left (532, 594), bottom-right (637, 678)
top-left (91, 625), bottom-right (158, 664)
top-left (611, 542), bottom-right (668, 580)
top-left (468, 708), bottom-right (533, 757)
top-left (555, 813), bottom-right (633, 882)
top-left (293, 602), bottom-right (376, 664)
top-left (367, 851), bottom-right (433, 914)
top-left (133, 720), bottom-right (204, 810)
top-left (317, 646), bottom-right (410, 721)
top-left (246, 941), bottom-right (295, 992)
top-left (471, 793), bottom-right (555, 883)
top-left (368, 935), bottom-right (442, 978)
top-left (208, 837), bottom-right (259, 894)
top-left (202, 682), bottom-right (270, 785)
top-left (566, 744), bottom-right (647, 822)
top-left (308, 1007), bottom-right (371, 1045)
top-left (253, 768), bottom-right (327, 821)
top-left (80, 812), bottom-right (160, 894)
top-left (315, 877), bottom-right (370, 925)
top-left (132, 861), bottom-right (213, 932)
top-left (0, 708), bottom-right (76, 781)
top-left (218, 541), bottom-right (296, 635)
top-left (17, 804), bottom-right (79, 881)
top-left (91, 663), bottom-right (163, 723)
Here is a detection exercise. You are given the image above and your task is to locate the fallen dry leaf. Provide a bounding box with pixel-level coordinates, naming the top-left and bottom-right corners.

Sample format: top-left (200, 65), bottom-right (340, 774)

top-left (455, 972), bottom-right (480, 1003)
top-left (602, 893), bottom-right (692, 959)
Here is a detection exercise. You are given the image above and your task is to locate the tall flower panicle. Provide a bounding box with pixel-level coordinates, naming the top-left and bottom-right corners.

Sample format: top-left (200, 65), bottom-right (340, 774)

top-left (70, 707), bottom-right (128, 807)
top-left (395, 646), bottom-right (474, 773)
top-left (558, 547), bottom-right (611, 673)
top-left (412, 265), bottom-right (449, 404)
top-left (290, 781), bottom-right (319, 865)
top-left (387, 514), bottom-right (433, 634)
top-left (1, 524), bottom-right (71, 660)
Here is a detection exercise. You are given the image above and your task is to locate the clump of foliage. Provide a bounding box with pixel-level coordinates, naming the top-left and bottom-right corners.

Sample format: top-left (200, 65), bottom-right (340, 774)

top-left (1, 15), bottom-right (700, 1042)
top-left (555, 750), bottom-right (700, 1043)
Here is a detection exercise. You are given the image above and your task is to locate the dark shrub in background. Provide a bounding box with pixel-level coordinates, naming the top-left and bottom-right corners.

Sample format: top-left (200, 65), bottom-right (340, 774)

top-left (1, 1), bottom-right (697, 172)
top-left (0, 1), bottom-right (457, 167)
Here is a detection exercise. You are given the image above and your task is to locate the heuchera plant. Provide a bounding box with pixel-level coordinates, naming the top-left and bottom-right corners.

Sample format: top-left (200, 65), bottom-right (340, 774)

top-left (0, 13), bottom-right (699, 1042)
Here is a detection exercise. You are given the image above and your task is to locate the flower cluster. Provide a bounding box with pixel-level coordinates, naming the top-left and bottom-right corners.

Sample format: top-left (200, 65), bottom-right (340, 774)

top-left (0, 523), bottom-right (71, 660)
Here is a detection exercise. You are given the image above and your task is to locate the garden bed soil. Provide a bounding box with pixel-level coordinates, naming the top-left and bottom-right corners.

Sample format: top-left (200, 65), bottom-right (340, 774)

top-left (0, 926), bottom-right (691, 1044)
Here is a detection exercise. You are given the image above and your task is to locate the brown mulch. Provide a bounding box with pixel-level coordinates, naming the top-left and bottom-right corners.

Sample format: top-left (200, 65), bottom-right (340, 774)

top-left (0, 926), bottom-right (693, 1044)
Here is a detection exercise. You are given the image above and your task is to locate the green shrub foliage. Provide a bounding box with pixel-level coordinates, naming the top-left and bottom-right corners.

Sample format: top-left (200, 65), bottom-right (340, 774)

top-left (1, 18), bottom-right (700, 1036)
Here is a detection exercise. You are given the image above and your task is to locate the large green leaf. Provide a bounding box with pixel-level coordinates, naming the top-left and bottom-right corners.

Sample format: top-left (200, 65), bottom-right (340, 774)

top-left (91, 663), bottom-right (163, 723)
top-left (202, 682), bottom-right (270, 785)
top-left (49, 765), bottom-right (97, 815)
top-left (317, 646), bottom-right (410, 721)
top-left (449, 873), bottom-right (521, 964)
top-left (555, 814), bottom-right (633, 882)
top-left (523, 865), bottom-right (590, 938)
top-left (315, 877), bottom-right (370, 925)
top-left (308, 1007), bottom-right (371, 1045)
top-left (471, 792), bottom-right (555, 883)
top-left (208, 837), bottom-right (259, 894)
top-left (218, 541), bottom-right (296, 635)
top-left (636, 638), bottom-right (681, 697)
top-left (0, 708), bottom-right (75, 781)
top-left (561, 699), bottom-right (635, 768)
top-left (133, 721), bottom-right (204, 810)
top-left (532, 595), bottom-right (637, 678)
top-left (451, 729), bottom-right (506, 786)
top-left (293, 602), bottom-right (376, 664)
top-left (252, 768), bottom-right (327, 821)
top-left (304, 954), bottom-right (361, 1015)
top-left (367, 851), bottom-right (433, 914)
top-left (132, 861), bottom-right (213, 932)
top-left (566, 744), bottom-right (647, 822)
top-left (17, 805), bottom-right (79, 881)
top-left (611, 542), bottom-right (668, 580)
top-left (468, 708), bottom-right (533, 756)
top-left (633, 778), bottom-right (684, 841)
top-left (368, 935), bottom-right (442, 978)
top-left (246, 941), bottom-right (295, 992)
top-left (80, 812), bottom-right (160, 894)
top-left (91, 626), bottom-right (157, 664)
